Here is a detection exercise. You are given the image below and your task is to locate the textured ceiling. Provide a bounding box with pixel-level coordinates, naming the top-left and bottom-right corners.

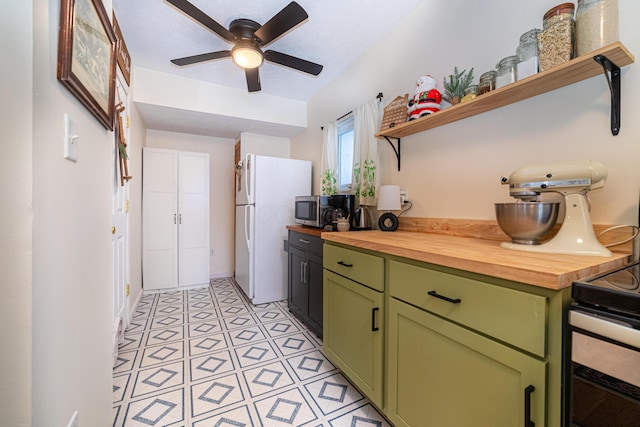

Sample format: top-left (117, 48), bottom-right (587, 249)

top-left (113, 0), bottom-right (423, 137)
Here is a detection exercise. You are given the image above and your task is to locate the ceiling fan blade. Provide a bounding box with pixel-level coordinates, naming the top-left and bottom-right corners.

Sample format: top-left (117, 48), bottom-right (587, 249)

top-left (171, 50), bottom-right (231, 66)
top-left (166, 0), bottom-right (235, 42)
top-left (245, 68), bottom-right (261, 92)
top-left (264, 50), bottom-right (323, 75)
top-left (254, 1), bottom-right (308, 45)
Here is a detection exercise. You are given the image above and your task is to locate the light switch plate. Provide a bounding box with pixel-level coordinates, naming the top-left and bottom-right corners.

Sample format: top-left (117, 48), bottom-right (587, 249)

top-left (64, 114), bottom-right (78, 162)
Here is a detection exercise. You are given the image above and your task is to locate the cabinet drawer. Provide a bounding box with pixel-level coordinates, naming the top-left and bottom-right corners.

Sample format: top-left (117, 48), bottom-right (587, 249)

top-left (389, 260), bottom-right (547, 357)
top-left (289, 230), bottom-right (323, 254)
top-left (324, 244), bottom-right (384, 291)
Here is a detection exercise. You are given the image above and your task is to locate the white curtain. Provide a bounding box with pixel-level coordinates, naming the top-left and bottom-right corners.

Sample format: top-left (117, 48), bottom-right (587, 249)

top-left (352, 98), bottom-right (382, 206)
top-left (320, 121), bottom-right (338, 195)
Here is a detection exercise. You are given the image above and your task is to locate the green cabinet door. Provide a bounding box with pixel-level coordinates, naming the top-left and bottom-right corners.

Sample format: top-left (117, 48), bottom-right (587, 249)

top-left (387, 298), bottom-right (547, 427)
top-left (323, 269), bottom-right (384, 407)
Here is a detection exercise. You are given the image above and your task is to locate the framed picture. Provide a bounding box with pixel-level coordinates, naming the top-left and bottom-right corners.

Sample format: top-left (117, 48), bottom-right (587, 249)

top-left (57, 0), bottom-right (117, 130)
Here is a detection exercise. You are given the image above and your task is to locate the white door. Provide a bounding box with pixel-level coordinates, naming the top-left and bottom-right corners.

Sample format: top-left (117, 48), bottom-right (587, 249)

top-left (142, 148), bottom-right (178, 290)
top-left (112, 71), bottom-right (130, 327)
top-left (178, 151), bottom-right (210, 287)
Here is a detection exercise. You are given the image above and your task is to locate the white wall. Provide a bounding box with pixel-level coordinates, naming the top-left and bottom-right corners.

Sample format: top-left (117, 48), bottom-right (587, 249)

top-left (134, 67), bottom-right (307, 127)
top-left (239, 132), bottom-right (291, 159)
top-left (1, 1), bottom-right (33, 425)
top-left (31, 0), bottom-right (114, 424)
top-left (146, 130), bottom-right (236, 277)
top-left (292, 0), bottom-right (640, 227)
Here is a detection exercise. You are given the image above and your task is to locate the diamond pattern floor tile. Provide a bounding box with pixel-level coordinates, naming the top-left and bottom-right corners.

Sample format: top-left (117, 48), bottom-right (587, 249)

top-left (189, 350), bottom-right (236, 382)
top-left (112, 278), bottom-right (389, 426)
top-left (189, 333), bottom-right (228, 357)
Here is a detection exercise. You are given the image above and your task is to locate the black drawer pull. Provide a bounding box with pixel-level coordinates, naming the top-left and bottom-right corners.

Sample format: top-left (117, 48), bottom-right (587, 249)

top-left (427, 290), bottom-right (461, 304)
top-left (371, 307), bottom-right (379, 331)
top-left (524, 385), bottom-right (535, 427)
top-left (298, 238), bottom-right (311, 244)
top-left (337, 261), bottom-right (353, 267)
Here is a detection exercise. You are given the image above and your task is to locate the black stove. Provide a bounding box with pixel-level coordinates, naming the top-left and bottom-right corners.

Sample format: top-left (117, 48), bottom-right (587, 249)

top-left (572, 261), bottom-right (640, 325)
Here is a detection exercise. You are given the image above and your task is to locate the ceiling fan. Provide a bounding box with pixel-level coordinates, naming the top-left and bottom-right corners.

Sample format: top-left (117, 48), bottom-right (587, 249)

top-left (167, 0), bottom-right (323, 92)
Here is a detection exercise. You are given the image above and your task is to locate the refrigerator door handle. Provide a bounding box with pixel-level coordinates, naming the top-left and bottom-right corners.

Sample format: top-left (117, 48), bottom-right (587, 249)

top-left (244, 204), bottom-right (251, 251)
top-left (245, 153), bottom-right (252, 204)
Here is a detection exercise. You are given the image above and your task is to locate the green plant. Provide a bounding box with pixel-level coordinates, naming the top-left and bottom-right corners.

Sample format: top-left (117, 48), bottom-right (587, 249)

top-left (443, 66), bottom-right (474, 104)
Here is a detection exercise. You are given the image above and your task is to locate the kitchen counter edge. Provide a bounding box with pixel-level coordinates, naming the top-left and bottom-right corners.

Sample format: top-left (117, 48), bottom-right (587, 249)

top-left (321, 230), bottom-right (630, 290)
top-left (286, 225), bottom-right (324, 238)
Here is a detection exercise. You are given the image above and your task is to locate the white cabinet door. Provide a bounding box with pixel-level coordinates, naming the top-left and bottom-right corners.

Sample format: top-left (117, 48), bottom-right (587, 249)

top-left (143, 149), bottom-right (178, 290)
top-left (178, 151), bottom-right (210, 287)
top-left (143, 148), bottom-right (210, 290)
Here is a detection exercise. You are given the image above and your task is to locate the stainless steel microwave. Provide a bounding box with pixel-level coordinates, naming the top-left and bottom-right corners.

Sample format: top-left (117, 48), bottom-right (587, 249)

top-left (294, 195), bottom-right (331, 228)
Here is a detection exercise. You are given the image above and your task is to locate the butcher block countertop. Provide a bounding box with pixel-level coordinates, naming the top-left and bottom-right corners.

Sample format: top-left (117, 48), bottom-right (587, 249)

top-left (321, 230), bottom-right (631, 290)
top-left (286, 225), bottom-right (323, 237)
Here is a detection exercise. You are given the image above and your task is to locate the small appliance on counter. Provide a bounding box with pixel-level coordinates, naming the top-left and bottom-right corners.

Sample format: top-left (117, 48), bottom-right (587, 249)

top-left (294, 194), bottom-right (354, 231)
top-left (498, 160), bottom-right (611, 256)
top-left (352, 205), bottom-right (372, 230)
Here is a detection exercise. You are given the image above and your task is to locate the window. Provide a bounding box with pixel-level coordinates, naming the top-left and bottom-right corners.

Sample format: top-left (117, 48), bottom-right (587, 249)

top-left (337, 115), bottom-right (354, 192)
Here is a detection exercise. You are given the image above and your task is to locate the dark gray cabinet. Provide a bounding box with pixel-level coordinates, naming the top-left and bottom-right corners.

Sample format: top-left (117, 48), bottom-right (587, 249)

top-left (287, 230), bottom-right (323, 336)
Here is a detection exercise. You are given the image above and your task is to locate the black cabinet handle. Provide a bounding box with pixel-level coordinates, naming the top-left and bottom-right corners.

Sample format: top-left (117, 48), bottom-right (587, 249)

top-left (371, 307), bottom-right (379, 331)
top-left (524, 385), bottom-right (535, 427)
top-left (337, 261), bottom-right (353, 267)
top-left (427, 290), bottom-right (461, 304)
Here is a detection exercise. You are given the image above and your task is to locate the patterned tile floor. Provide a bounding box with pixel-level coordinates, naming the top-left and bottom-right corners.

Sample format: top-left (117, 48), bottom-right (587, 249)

top-left (112, 278), bottom-right (392, 426)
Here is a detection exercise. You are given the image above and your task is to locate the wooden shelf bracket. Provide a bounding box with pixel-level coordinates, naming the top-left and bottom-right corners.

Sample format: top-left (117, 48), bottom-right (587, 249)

top-left (593, 54), bottom-right (621, 135)
top-left (383, 136), bottom-right (401, 171)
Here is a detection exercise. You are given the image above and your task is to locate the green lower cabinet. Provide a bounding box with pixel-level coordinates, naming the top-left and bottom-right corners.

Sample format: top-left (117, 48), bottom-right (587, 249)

top-left (387, 298), bottom-right (547, 427)
top-left (323, 269), bottom-right (384, 408)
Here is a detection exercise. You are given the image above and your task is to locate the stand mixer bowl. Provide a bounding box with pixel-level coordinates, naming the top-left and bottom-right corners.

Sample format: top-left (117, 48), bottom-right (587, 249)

top-left (495, 202), bottom-right (560, 245)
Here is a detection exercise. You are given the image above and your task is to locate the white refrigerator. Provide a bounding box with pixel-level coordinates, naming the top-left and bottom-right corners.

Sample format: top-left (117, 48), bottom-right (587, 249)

top-left (235, 153), bottom-right (312, 304)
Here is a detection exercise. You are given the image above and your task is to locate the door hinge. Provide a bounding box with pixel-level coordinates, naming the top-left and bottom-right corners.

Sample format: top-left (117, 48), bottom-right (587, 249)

top-left (126, 199), bottom-right (130, 213)
top-left (125, 284), bottom-right (130, 296)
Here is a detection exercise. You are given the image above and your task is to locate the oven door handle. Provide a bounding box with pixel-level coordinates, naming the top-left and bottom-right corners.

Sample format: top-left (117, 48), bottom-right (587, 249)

top-left (524, 385), bottom-right (535, 427)
top-left (570, 310), bottom-right (640, 349)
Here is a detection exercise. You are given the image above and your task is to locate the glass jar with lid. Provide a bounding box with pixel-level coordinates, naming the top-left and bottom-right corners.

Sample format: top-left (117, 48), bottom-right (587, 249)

top-left (516, 28), bottom-right (540, 80)
top-left (537, 3), bottom-right (576, 72)
top-left (576, 0), bottom-right (618, 56)
top-left (477, 71), bottom-right (496, 95)
top-left (495, 55), bottom-right (520, 89)
top-left (460, 84), bottom-right (478, 103)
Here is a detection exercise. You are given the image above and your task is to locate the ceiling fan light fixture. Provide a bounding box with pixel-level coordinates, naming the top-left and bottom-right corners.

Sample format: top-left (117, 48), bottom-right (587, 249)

top-left (232, 44), bottom-right (263, 69)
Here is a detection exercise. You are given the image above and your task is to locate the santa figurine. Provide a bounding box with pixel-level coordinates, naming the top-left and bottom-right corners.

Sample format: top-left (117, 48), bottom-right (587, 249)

top-left (407, 75), bottom-right (442, 121)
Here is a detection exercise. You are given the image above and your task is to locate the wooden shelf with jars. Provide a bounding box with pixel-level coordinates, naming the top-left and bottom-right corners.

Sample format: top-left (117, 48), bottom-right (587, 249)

top-left (376, 42), bottom-right (634, 142)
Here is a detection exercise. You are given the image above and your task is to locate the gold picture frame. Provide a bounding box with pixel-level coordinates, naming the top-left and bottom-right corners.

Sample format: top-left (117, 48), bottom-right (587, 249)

top-left (57, 0), bottom-right (116, 130)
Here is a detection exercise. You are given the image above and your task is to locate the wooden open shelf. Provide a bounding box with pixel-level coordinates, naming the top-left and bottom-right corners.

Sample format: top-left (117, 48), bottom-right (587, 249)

top-left (376, 42), bottom-right (634, 139)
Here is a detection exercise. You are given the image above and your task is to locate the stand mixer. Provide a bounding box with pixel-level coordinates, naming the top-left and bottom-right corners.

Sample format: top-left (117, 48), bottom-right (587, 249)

top-left (500, 160), bottom-right (611, 257)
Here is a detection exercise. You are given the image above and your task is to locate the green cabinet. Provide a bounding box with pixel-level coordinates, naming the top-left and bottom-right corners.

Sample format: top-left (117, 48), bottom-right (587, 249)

top-left (387, 297), bottom-right (546, 427)
top-left (323, 246), bottom-right (385, 408)
top-left (322, 242), bottom-right (569, 426)
top-left (288, 231), bottom-right (323, 335)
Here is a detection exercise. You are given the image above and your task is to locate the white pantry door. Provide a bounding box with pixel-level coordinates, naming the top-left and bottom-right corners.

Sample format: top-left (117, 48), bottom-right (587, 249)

top-left (178, 151), bottom-right (210, 287)
top-left (112, 71), bottom-right (130, 328)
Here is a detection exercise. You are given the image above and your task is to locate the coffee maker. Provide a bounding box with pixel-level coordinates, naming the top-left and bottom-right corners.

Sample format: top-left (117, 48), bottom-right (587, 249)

top-left (326, 194), bottom-right (355, 230)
